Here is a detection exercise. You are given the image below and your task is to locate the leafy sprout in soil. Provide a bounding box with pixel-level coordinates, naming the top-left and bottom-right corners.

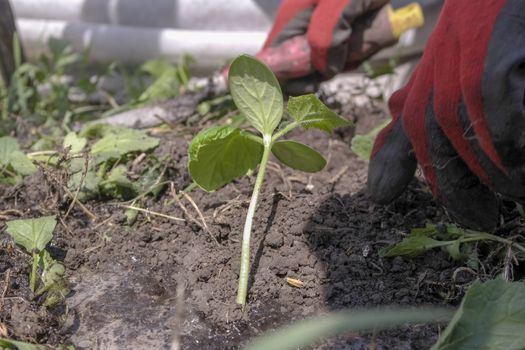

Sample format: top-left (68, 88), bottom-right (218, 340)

top-left (5, 216), bottom-right (68, 307)
top-left (381, 223), bottom-right (525, 261)
top-left (188, 55), bottom-right (350, 306)
top-left (1, 37), bottom-right (196, 139)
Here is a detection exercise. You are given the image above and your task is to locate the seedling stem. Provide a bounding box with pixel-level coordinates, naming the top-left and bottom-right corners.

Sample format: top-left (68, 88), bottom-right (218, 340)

top-left (30, 252), bottom-right (38, 292)
top-left (237, 136), bottom-right (272, 305)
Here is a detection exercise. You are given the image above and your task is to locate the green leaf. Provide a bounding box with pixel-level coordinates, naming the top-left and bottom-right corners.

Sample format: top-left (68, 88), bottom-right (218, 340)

top-left (0, 338), bottom-right (73, 350)
top-left (5, 216), bottom-right (57, 253)
top-left (68, 171), bottom-right (101, 202)
top-left (100, 165), bottom-right (138, 200)
top-left (79, 123), bottom-right (114, 138)
top-left (188, 125), bottom-right (263, 192)
top-left (380, 223), bottom-right (513, 261)
top-left (445, 240), bottom-right (462, 260)
top-left (362, 61), bottom-right (396, 79)
top-left (90, 127), bottom-right (159, 164)
top-left (63, 132), bottom-right (87, 154)
top-left (68, 158), bottom-right (87, 173)
top-left (0, 136), bottom-right (36, 176)
top-left (229, 55), bottom-right (283, 136)
top-left (271, 140), bottom-right (326, 173)
top-left (138, 71), bottom-right (180, 102)
top-left (135, 156), bottom-right (168, 198)
top-left (9, 151), bottom-right (37, 175)
top-left (35, 250), bottom-right (69, 307)
top-left (432, 279), bottom-right (525, 350)
top-left (287, 94), bottom-right (350, 133)
top-left (352, 119), bottom-right (392, 161)
top-left (0, 339), bottom-right (49, 350)
top-left (350, 134), bottom-right (375, 161)
top-left (379, 235), bottom-right (447, 258)
top-left (0, 136), bottom-right (19, 165)
top-left (141, 58), bottom-right (174, 78)
top-left (138, 58), bottom-right (184, 103)
top-left (126, 205), bottom-right (140, 226)
top-left (245, 307), bottom-right (452, 350)
top-left (0, 174), bottom-right (19, 185)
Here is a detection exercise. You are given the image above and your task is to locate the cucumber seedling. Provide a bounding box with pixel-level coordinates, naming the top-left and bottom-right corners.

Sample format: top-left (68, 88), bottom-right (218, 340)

top-left (5, 216), bottom-right (69, 307)
top-left (188, 55), bottom-right (350, 305)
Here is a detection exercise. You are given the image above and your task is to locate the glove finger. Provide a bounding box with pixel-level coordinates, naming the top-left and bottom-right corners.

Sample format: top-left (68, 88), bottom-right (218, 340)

top-left (475, 0), bottom-right (525, 200)
top-left (426, 100), bottom-right (499, 232)
top-left (457, 100), bottom-right (525, 204)
top-left (257, 36), bottom-right (313, 80)
top-left (307, 0), bottom-right (389, 77)
top-left (263, 0), bottom-right (317, 49)
top-left (368, 117), bottom-right (417, 204)
top-left (468, 0), bottom-right (525, 172)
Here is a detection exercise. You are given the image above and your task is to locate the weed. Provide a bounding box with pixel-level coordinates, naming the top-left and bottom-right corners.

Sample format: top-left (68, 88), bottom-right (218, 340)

top-left (380, 223), bottom-right (525, 261)
top-left (5, 216), bottom-right (68, 307)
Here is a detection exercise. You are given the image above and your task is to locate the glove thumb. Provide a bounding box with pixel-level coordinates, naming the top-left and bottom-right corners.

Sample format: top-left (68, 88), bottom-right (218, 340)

top-left (368, 118), bottom-right (417, 204)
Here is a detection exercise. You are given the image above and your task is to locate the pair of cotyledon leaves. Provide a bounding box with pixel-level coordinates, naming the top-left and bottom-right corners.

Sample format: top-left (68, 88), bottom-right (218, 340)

top-left (188, 55), bottom-right (350, 192)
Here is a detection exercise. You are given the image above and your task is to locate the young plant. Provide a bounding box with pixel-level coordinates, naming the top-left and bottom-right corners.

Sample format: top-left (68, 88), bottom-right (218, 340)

top-left (380, 223), bottom-right (525, 261)
top-left (5, 215), bottom-right (69, 306)
top-left (188, 55), bottom-right (350, 305)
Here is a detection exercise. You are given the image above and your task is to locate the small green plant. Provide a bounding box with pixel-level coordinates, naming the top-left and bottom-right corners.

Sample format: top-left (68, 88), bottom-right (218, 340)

top-left (188, 55), bottom-right (350, 305)
top-left (110, 55), bottom-right (195, 113)
top-left (380, 223), bottom-right (525, 261)
top-left (5, 216), bottom-right (68, 306)
top-left (2, 38), bottom-right (94, 122)
top-left (30, 125), bottom-right (164, 205)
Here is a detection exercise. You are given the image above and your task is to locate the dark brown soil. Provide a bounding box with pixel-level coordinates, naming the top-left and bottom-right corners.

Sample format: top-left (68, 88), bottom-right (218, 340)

top-left (0, 104), bottom-right (521, 349)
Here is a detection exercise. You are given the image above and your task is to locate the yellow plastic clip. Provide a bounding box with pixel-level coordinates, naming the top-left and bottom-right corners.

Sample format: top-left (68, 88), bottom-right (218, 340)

top-left (389, 2), bottom-right (425, 39)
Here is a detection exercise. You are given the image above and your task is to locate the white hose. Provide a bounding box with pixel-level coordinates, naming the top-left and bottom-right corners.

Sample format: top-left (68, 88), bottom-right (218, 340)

top-left (11, 0), bottom-right (280, 31)
top-left (17, 19), bottom-right (267, 73)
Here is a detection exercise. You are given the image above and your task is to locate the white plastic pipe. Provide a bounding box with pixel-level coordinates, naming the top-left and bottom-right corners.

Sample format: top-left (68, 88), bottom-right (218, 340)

top-left (17, 19), bottom-right (267, 73)
top-left (13, 0), bottom-right (438, 73)
top-left (11, 0), bottom-right (280, 31)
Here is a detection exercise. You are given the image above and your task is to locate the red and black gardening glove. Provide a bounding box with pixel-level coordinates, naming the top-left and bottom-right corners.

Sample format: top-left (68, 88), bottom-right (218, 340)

top-left (257, 0), bottom-right (395, 93)
top-left (368, 0), bottom-right (525, 231)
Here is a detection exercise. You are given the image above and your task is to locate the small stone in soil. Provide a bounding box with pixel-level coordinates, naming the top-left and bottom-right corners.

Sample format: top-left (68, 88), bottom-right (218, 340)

top-left (266, 230), bottom-right (284, 248)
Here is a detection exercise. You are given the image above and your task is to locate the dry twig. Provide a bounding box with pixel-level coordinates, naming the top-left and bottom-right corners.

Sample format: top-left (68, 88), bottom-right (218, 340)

top-left (328, 164), bottom-right (350, 185)
top-left (120, 204), bottom-right (185, 222)
top-left (170, 183), bottom-right (219, 245)
top-left (62, 185), bottom-right (97, 220)
top-left (0, 269), bottom-right (11, 310)
top-left (64, 152), bottom-right (90, 219)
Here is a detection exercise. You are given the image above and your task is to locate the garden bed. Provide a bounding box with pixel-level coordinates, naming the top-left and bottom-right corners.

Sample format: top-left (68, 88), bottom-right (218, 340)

top-left (3, 95), bottom-right (513, 349)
